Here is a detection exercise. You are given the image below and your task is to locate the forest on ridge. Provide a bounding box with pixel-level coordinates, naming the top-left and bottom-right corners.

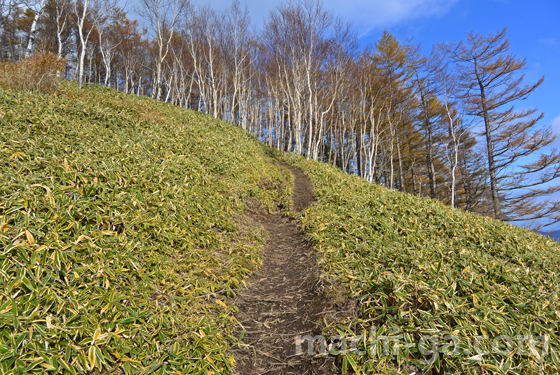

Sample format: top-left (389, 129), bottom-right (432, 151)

top-left (1, 0), bottom-right (559, 228)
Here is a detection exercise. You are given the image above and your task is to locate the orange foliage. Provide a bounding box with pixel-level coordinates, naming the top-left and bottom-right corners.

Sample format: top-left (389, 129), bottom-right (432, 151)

top-left (0, 52), bottom-right (66, 94)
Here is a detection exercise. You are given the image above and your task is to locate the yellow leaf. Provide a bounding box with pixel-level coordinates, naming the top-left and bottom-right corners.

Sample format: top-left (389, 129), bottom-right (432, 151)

top-left (462, 266), bottom-right (470, 274)
top-left (93, 326), bottom-right (101, 344)
top-left (529, 343), bottom-right (542, 359)
top-left (74, 234), bottom-right (86, 244)
top-left (25, 230), bottom-right (35, 245)
top-left (42, 363), bottom-right (55, 370)
top-left (88, 346), bottom-right (96, 370)
top-left (216, 300), bottom-right (227, 308)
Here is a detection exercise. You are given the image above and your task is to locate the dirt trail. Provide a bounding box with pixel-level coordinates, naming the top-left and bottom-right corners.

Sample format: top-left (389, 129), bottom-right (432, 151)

top-left (232, 164), bottom-right (338, 374)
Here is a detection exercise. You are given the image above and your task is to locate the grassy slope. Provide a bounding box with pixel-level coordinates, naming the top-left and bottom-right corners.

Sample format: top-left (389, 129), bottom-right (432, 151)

top-left (0, 83), bottom-right (291, 374)
top-left (285, 156), bottom-right (560, 374)
top-left (3, 83), bottom-right (559, 375)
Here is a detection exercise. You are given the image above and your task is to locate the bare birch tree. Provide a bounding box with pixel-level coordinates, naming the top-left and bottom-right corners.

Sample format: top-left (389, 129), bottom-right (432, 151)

top-left (263, 0), bottom-right (333, 155)
top-left (25, 0), bottom-right (47, 56)
top-left (95, 7), bottom-right (125, 86)
top-left (74, 0), bottom-right (118, 88)
top-left (53, 0), bottom-right (70, 59)
top-left (137, 0), bottom-right (188, 101)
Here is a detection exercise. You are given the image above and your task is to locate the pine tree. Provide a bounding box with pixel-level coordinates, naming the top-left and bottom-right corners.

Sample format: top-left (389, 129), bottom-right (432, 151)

top-left (442, 28), bottom-right (560, 227)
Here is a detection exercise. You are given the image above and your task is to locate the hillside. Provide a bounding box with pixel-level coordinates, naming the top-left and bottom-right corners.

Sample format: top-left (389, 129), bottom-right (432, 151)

top-left (284, 156), bottom-right (560, 374)
top-left (1, 83), bottom-right (559, 374)
top-left (0, 83), bottom-right (291, 373)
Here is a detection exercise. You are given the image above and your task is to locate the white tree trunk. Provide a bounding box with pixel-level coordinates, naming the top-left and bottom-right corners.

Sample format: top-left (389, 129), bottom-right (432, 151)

top-left (25, 0), bottom-right (48, 57)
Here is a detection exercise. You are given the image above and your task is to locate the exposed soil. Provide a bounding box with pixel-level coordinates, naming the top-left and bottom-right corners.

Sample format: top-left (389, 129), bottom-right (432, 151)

top-left (232, 164), bottom-right (339, 374)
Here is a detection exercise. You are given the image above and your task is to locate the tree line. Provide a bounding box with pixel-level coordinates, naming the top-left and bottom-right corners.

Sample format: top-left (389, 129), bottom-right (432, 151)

top-left (2, 0), bottom-right (559, 228)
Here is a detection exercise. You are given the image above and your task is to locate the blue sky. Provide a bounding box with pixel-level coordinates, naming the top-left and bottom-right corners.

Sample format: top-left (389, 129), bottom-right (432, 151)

top-left (193, 0), bottom-right (560, 229)
top-left (368, 0), bottom-right (560, 231)
top-left (359, 0), bottom-right (560, 230)
top-left (379, 0), bottom-right (560, 142)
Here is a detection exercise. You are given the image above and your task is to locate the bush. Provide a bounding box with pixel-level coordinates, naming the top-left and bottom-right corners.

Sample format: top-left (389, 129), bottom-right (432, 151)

top-left (0, 52), bottom-right (65, 94)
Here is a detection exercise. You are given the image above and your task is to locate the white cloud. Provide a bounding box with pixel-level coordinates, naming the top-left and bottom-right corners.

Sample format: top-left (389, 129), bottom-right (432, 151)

top-left (537, 38), bottom-right (558, 46)
top-left (195, 0), bottom-right (459, 33)
top-left (193, 0), bottom-right (273, 24)
top-left (322, 0), bottom-right (458, 34)
top-left (552, 115), bottom-right (560, 132)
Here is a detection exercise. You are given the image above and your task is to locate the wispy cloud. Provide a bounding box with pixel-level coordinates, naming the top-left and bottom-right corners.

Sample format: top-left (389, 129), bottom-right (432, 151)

top-left (537, 38), bottom-right (558, 46)
top-left (322, 0), bottom-right (459, 34)
top-left (552, 115), bottom-right (560, 146)
top-left (552, 115), bottom-right (560, 132)
top-left (193, 0), bottom-right (459, 33)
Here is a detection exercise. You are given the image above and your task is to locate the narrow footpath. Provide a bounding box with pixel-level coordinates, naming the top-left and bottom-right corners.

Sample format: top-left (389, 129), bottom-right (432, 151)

top-left (232, 164), bottom-right (338, 374)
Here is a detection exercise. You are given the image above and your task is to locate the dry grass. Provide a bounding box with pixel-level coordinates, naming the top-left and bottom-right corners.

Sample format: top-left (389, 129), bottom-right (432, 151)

top-left (0, 52), bottom-right (65, 94)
